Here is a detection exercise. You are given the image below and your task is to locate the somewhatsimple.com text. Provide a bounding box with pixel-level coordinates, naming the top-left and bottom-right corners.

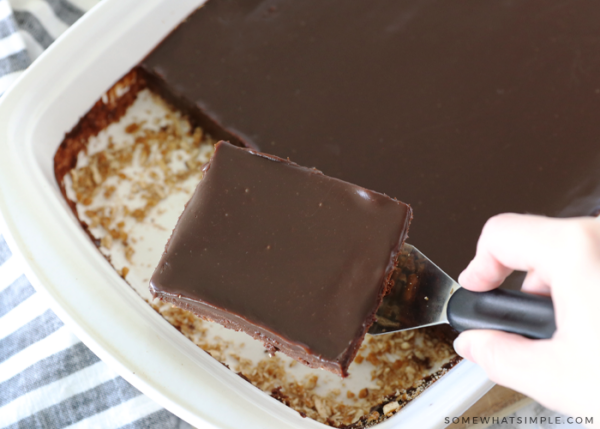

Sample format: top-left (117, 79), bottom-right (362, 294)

top-left (444, 416), bottom-right (593, 426)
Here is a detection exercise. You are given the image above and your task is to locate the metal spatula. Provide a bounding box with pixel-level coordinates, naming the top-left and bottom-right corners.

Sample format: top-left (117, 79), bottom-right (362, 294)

top-left (368, 244), bottom-right (556, 339)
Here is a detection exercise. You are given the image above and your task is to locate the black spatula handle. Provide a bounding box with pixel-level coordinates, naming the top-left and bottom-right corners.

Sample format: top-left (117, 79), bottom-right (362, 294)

top-left (447, 288), bottom-right (556, 339)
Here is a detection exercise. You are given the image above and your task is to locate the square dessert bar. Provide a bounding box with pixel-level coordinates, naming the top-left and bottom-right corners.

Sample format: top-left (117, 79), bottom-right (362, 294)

top-left (150, 141), bottom-right (412, 376)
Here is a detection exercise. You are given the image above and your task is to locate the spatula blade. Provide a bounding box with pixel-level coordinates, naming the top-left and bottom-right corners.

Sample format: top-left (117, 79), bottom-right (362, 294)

top-left (369, 244), bottom-right (459, 335)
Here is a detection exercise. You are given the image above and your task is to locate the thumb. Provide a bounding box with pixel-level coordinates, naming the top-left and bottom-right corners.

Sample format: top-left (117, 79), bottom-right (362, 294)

top-left (454, 330), bottom-right (555, 399)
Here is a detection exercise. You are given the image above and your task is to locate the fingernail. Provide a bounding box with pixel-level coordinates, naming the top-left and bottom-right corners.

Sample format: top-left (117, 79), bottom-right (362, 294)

top-left (453, 335), bottom-right (468, 359)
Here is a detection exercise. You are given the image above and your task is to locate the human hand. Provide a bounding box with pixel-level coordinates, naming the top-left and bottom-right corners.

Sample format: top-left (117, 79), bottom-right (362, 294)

top-left (454, 213), bottom-right (600, 427)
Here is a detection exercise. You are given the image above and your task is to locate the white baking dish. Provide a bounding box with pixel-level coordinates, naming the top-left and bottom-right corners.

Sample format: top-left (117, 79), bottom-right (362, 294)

top-left (0, 0), bottom-right (494, 427)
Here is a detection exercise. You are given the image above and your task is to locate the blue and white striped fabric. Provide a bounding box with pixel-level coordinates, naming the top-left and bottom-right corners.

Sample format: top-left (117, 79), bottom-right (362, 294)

top-left (0, 243), bottom-right (191, 428)
top-left (0, 1), bottom-right (193, 427)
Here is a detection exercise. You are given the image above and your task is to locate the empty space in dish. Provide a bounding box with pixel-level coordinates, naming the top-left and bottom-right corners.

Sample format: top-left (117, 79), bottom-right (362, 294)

top-left (55, 69), bottom-right (459, 428)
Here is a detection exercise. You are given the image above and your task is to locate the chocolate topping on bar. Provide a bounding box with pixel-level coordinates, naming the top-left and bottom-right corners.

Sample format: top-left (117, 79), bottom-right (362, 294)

top-left (150, 142), bottom-right (412, 376)
top-left (143, 0), bottom-right (600, 286)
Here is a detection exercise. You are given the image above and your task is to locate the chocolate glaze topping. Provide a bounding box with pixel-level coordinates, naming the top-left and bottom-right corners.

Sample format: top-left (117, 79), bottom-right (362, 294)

top-left (143, 0), bottom-right (600, 285)
top-left (150, 142), bottom-right (412, 376)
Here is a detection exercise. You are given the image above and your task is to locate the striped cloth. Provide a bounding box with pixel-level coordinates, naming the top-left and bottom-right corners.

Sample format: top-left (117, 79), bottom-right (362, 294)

top-left (0, 1), bottom-right (193, 427)
top-left (0, 0), bottom-right (90, 95)
top-left (0, 234), bottom-right (192, 428)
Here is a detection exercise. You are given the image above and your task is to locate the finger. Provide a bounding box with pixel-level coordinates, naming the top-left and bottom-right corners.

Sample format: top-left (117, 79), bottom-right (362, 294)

top-left (521, 270), bottom-right (551, 295)
top-left (458, 257), bottom-right (512, 292)
top-left (453, 330), bottom-right (557, 400)
top-left (458, 213), bottom-right (562, 292)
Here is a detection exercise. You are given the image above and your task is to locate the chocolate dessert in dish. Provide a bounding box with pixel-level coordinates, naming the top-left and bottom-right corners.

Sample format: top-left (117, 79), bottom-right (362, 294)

top-left (150, 141), bottom-right (412, 377)
top-left (53, 0), bottom-right (600, 426)
top-left (142, 0), bottom-right (600, 287)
